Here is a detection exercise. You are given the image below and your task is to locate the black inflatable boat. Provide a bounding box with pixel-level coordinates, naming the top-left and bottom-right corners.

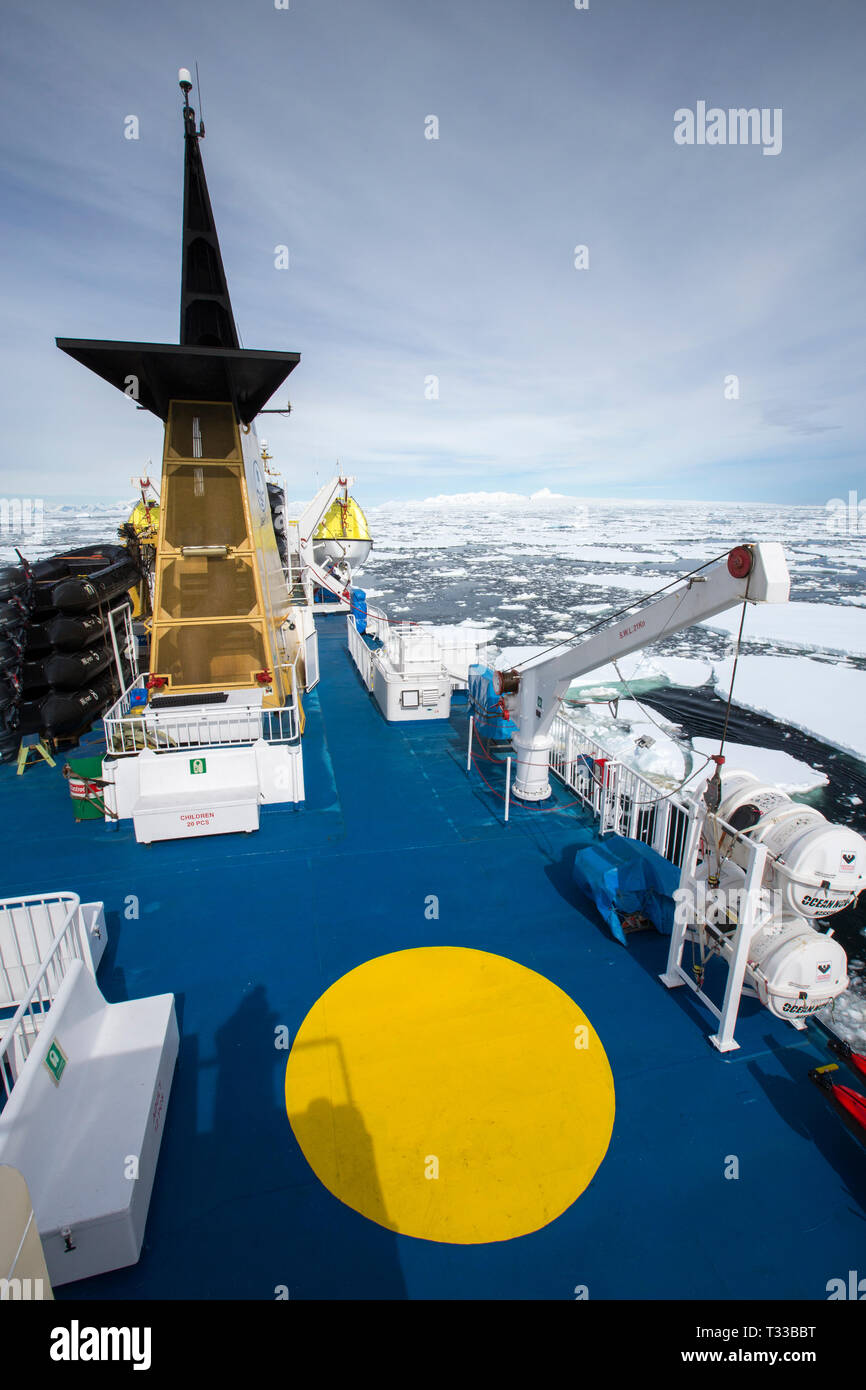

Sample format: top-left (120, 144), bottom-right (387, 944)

top-left (0, 542), bottom-right (140, 756)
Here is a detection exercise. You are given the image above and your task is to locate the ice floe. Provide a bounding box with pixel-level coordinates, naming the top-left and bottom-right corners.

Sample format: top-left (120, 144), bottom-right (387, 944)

top-left (703, 601), bottom-right (866, 658)
top-left (713, 654), bottom-right (866, 762)
top-left (691, 738), bottom-right (828, 793)
top-left (819, 962), bottom-right (866, 1049)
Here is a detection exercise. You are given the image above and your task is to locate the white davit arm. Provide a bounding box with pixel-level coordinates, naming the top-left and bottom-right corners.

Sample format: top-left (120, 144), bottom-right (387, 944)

top-left (297, 474), bottom-right (355, 562)
top-left (500, 542), bottom-right (790, 801)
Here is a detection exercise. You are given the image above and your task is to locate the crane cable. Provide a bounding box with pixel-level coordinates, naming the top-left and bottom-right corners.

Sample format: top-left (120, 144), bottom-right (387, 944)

top-left (562, 566), bottom-right (753, 815)
top-left (705, 580), bottom-right (752, 883)
top-left (506, 549), bottom-right (734, 673)
top-left (718, 581), bottom-right (751, 762)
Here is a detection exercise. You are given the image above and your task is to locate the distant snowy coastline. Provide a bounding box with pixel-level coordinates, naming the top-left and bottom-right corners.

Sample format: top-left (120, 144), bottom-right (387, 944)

top-left (411, 488), bottom-right (572, 506)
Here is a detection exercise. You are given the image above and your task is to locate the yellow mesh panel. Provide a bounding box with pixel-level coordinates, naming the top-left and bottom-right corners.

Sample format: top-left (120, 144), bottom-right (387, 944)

top-left (153, 399), bottom-right (290, 703)
top-left (166, 402), bottom-right (240, 460)
top-left (163, 465), bottom-right (249, 550)
top-left (153, 622), bottom-right (267, 687)
top-left (157, 556), bottom-right (258, 620)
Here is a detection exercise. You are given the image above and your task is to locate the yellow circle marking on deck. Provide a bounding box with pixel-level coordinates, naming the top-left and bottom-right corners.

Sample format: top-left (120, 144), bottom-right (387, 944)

top-left (284, 947), bottom-right (615, 1244)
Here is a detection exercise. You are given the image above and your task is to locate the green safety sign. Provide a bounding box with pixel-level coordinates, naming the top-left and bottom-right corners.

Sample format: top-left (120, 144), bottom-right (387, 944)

top-left (44, 1039), bottom-right (67, 1086)
top-left (190, 757), bottom-right (207, 775)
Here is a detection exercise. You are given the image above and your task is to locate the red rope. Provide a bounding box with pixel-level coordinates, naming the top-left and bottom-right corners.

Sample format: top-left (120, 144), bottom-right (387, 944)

top-left (468, 724), bottom-right (581, 812)
top-left (470, 751), bottom-right (508, 801)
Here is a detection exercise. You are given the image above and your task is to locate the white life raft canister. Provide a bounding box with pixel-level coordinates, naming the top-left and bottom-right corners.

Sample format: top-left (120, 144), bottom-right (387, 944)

top-left (716, 773), bottom-right (866, 918)
top-left (745, 917), bottom-right (849, 1020)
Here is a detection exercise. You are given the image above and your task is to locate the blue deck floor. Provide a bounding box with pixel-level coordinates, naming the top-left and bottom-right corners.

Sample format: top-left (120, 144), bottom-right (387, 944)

top-left (2, 613), bottom-right (865, 1299)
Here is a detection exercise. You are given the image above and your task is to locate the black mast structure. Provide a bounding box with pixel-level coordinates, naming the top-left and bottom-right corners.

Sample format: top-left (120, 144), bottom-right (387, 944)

top-left (57, 70), bottom-right (299, 424)
top-left (177, 68), bottom-right (239, 351)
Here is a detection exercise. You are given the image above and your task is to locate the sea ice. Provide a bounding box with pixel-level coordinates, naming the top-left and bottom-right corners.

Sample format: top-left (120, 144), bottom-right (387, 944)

top-left (713, 654), bottom-right (866, 762)
top-left (691, 739), bottom-right (827, 793)
top-left (702, 601), bottom-right (866, 658)
top-left (560, 698), bottom-right (691, 785)
top-left (820, 963), bottom-right (866, 1049)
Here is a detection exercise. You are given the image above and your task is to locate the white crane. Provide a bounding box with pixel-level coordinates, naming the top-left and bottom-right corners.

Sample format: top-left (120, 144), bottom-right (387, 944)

top-left (275, 472), bottom-right (361, 609)
top-left (295, 473), bottom-right (355, 578)
top-left (496, 543), bottom-right (790, 801)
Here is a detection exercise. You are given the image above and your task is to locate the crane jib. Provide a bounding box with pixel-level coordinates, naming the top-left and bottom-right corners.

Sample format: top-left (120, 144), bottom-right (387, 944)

top-left (506, 542), bottom-right (791, 802)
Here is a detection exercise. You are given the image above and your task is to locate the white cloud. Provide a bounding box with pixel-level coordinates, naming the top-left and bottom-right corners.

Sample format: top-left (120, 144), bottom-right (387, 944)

top-left (0, 0), bottom-right (863, 504)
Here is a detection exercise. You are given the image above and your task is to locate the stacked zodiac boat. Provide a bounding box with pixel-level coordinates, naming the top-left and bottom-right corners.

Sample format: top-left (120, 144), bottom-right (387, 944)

top-left (0, 544), bottom-right (139, 760)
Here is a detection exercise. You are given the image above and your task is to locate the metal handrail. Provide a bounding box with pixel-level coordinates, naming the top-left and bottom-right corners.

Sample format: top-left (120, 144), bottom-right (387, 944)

top-left (549, 711), bottom-right (693, 867)
top-left (103, 673), bottom-right (300, 755)
top-left (0, 894), bottom-right (84, 1101)
top-left (0, 893), bottom-right (81, 1010)
top-left (347, 614), bottom-right (375, 690)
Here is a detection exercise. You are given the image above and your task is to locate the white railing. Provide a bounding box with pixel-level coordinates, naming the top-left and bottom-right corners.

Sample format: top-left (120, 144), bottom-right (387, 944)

top-left (0, 893), bottom-right (84, 1009)
top-left (273, 647), bottom-right (305, 722)
top-left (347, 615), bottom-right (375, 690)
top-left (348, 606), bottom-right (490, 688)
top-left (103, 673), bottom-right (300, 756)
top-left (347, 609), bottom-right (438, 686)
top-left (106, 600), bottom-right (139, 688)
top-left (363, 602), bottom-right (389, 643)
top-left (549, 711), bottom-right (694, 868)
top-left (0, 894), bottom-right (85, 1102)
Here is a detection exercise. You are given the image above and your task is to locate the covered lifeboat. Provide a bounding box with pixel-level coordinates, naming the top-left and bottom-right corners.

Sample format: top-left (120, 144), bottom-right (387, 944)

top-left (312, 496), bottom-right (372, 569)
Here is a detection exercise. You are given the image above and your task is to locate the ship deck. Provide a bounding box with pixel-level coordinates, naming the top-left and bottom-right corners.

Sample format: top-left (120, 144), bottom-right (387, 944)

top-left (2, 613), bottom-right (865, 1300)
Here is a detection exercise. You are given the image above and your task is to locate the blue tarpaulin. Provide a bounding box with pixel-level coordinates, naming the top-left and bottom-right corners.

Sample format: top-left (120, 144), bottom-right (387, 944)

top-left (571, 834), bottom-right (680, 947)
top-left (468, 664), bottom-right (518, 740)
top-left (350, 587), bottom-right (367, 634)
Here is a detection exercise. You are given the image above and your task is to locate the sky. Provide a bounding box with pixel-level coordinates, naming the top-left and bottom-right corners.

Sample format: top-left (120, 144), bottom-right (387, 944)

top-left (0, 0), bottom-right (864, 505)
